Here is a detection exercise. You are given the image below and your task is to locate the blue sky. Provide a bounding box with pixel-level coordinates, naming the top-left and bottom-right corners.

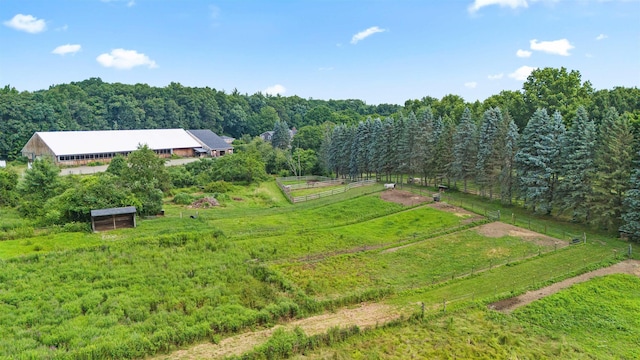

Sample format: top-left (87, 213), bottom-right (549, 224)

top-left (1, 0), bottom-right (639, 105)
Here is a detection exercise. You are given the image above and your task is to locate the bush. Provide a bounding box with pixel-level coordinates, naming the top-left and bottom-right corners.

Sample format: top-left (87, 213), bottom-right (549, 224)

top-left (173, 192), bottom-right (194, 205)
top-left (203, 180), bottom-right (234, 193)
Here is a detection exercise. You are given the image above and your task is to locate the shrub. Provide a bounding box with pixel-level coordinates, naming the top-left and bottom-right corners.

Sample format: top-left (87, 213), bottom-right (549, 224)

top-left (173, 192), bottom-right (194, 205)
top-left (203, 180), bottom-right (234, 193)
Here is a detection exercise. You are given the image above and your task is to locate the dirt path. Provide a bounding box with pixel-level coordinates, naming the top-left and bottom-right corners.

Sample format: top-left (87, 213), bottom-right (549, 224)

top-left (151, 303), bottom-right (402, 360)
top-left (489, 259), bottom-right (640, 313)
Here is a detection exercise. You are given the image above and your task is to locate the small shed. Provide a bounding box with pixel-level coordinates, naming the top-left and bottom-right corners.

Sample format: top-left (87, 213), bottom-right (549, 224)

top-left (90, 206), bottom-right (137, 232)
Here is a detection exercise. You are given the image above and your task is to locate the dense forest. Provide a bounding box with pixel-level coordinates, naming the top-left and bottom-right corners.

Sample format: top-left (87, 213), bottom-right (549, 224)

top-left (1, 67), bottom-right (639, 160)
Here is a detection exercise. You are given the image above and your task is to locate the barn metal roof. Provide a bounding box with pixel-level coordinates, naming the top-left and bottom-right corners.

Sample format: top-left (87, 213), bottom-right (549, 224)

top-left (32, 129), bottom-right (202, 156)
top-left (91, 206), bottom-right (137, 217)
top-left (187, 129), bottom-right (234, 151)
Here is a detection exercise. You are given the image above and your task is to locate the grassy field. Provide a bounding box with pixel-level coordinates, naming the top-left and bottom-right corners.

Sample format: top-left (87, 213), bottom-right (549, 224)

top-left (286, 274), bottom-right (640, 360)
top-left (0, 179), bottom-right (636, 359)
top-left (273, 226), bottom-right (546, 297)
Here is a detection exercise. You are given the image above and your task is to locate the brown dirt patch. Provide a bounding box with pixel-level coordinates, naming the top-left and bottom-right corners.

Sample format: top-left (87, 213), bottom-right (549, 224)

top-left (475, 222), bottom-right (566, 248)
top-left (188, 197), bottom-right (219, 208)
top-left (379, 189), bottom-right (432, 206)
top-left (489, 259), bottom-right (640, 313)
top-left (152, 303), bottom-right (402, 360)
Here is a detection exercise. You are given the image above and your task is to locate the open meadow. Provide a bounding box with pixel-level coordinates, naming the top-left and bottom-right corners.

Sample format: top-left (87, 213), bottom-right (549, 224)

top-left (0, 181), bottom-right (637, 359)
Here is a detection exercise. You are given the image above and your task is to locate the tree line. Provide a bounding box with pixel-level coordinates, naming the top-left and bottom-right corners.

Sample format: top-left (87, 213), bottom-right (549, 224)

top-left (321, 104), bottom-right (640, 241)
top-left (1, 67), bottom-right (639, 161)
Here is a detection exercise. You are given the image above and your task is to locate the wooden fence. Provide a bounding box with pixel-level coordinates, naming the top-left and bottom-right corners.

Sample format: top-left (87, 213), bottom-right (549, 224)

top-left (276, 177), bottom-right (377, 203)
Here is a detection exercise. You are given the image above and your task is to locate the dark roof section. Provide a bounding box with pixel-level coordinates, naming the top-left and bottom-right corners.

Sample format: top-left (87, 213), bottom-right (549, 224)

top-left (187, 130), bottom-right (234, 151)
top-left (91, 206), bottom-right (137, 217)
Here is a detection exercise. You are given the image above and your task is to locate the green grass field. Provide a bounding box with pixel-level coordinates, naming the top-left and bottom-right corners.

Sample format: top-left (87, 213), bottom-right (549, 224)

top-left (289, 274), bottom-right (640, 360)
top-left (0, 180), bottom-right (636, 359)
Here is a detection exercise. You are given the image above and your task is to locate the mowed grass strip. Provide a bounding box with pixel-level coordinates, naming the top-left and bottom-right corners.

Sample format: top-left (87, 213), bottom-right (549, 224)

top-left (273, 227), bottom-right (547, 296)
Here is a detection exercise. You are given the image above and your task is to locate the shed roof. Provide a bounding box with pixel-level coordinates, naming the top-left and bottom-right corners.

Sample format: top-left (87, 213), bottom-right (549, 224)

top-left (187, 129), bottom-right (234, 150)
top-left (28, 129), bottom-right (201, 156)
top-left (91, 206), bottom-right (137, 217)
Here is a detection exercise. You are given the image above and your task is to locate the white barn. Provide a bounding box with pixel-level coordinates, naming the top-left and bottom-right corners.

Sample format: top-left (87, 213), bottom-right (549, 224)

top-left (21, 129), bottom-right (203, 165)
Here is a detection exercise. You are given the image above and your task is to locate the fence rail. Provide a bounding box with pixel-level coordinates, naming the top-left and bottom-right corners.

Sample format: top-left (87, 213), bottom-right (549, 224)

top-left (275, 177), bottom-right (377, 204)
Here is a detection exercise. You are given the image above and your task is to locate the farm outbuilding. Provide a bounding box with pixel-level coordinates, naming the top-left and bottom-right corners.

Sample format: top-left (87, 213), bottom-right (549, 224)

top-left (186, 129), bottom-right (234, 157)
top-left (21, 129), bottom-right (203, 166)
top-left (90, 206), bottom-right (137, 232)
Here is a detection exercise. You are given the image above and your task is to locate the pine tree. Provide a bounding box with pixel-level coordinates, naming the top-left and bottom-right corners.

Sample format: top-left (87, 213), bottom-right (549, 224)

top-left (476, 107), bottom-right (503, 199)
top-left (621, 155), bottom-right (640, 242)
top-left (380, 118), bottom-right (396, 182)
top-left (515, 109), bottom-right (565, 215)
top-left (452, 108), bottom-right (478, 192)
top-left (369, 118), bottom-right (384, 180)
top-left (557, 106), bottom-right (596, 221)
top-left (500, 112), bottom-right (519, 204)
top-left (434, 116), bottom-right (456, 186)
top-left (416, 108), bottom-right (435, 185)
top-left (394, 115), bottom-right (409, 183)
top-left (589, 108), bottom-right (635, 229)
top-left (271, 120), bottom-right (291, 149)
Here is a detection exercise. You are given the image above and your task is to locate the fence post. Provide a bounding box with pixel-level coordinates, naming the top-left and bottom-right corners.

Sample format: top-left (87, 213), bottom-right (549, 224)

top-left (443, 298), bottom-right (446, 313)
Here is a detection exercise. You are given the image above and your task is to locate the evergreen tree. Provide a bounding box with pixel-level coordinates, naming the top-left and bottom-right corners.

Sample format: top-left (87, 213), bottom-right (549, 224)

top-left (589, 108), bottom-right (635, 229)
top-left (416, 108), bottom-right (435, 185)
top-left (476, 107), bottom-right (503, 198)
top-left (452, 108), bottom-right (478, 192)
top-left (380, 117), bottom-right (396, 182)
top-left (557, 106), bottom-right (596, 221)
top-left (500, 112), bottom-right (519, 204)
top-left (369, 118), bottom-right (384, 180)
top-left (433, 115), bottom-right (456, 186)
top-left (515, 109), bottom-right (565, 215)
top-left (405, 112), bottom-right (421, 178)
top-left (621, 155), bottom-right (640, 242)
top-left (271, 120), bottom-right (291, 150)
top-left (393, 115), bottom-right (409, 183)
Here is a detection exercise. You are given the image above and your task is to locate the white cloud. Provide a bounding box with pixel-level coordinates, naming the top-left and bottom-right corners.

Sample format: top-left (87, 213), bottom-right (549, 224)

top-left (52, 44), bottom-right (81, 55)
top-left (509, 65), bottom-right (537, 81)
top-left (127, 0), bottom-right (135, 7)
top-left (264, 84), bottom-right (286, 96)
top-left (351, 26), bottom-right (386, 44)
top-left (96, 49), bottom-right (158, 69)
top-left (56, 24), bottom-right (69, 31)
top-left (318, 67), bottom-right (334, 71)
top-left (464, 81), bottom-right (478, 89)
top-left (3, 14), bottom-right (46, 33)
top-left (530, 38), bottom-right (574, 56)
top-left (488, 73), bottom-right (504, 80)
top-left (468, 0), bottom-right (528, 13)
top-left (595, 34), bottom-right (607, 40)
top-left (516, 49), bottom-right (532, 58)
